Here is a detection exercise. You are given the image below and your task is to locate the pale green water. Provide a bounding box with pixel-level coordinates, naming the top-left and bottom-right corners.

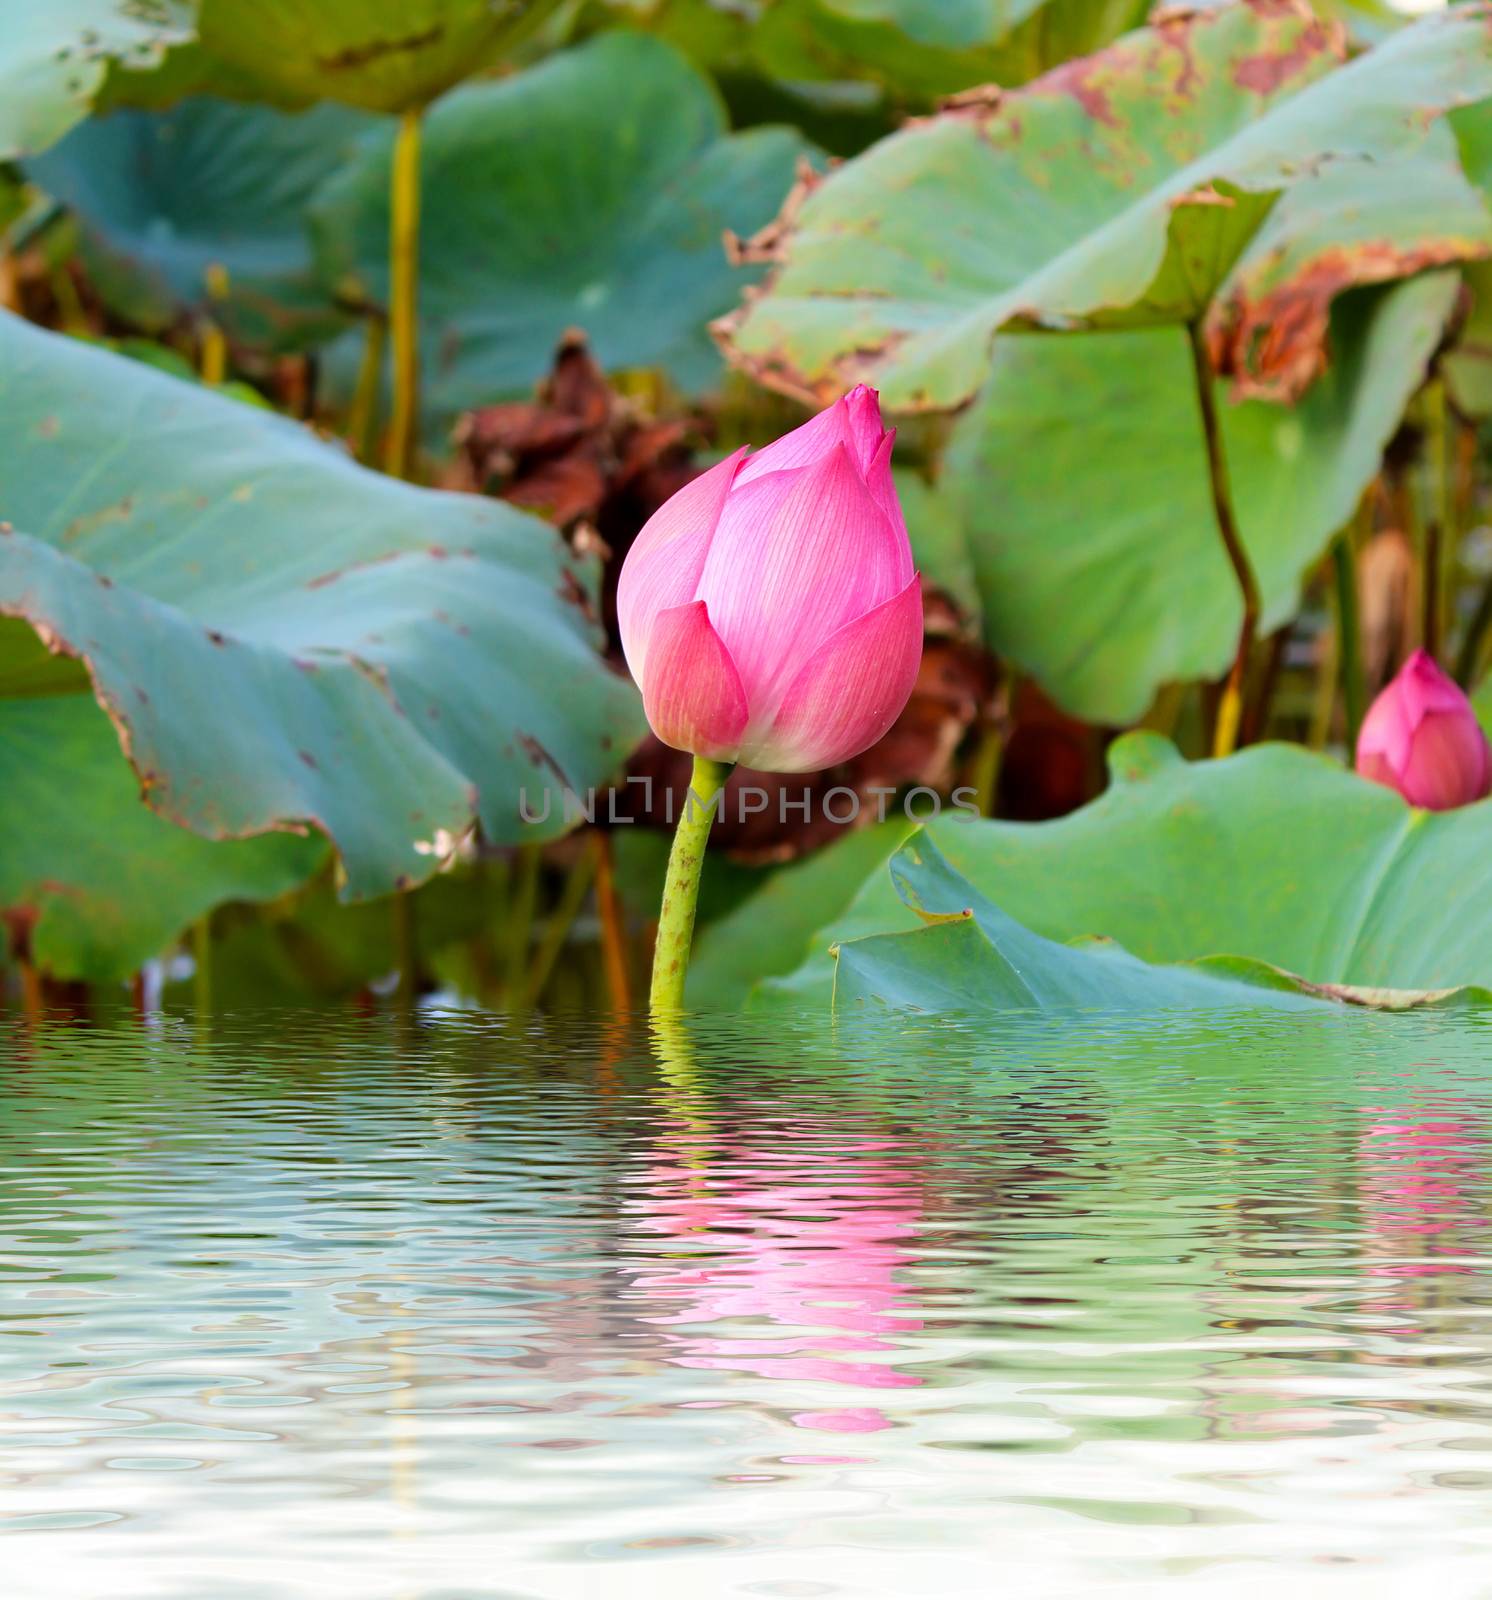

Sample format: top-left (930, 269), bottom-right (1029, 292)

top-left (4, 1007), bottom-right (1492, 1598)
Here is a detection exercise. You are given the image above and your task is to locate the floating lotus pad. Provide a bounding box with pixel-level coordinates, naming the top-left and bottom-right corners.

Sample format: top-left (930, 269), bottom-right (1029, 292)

top-left (756, 732), bottom-right (1492, 1012)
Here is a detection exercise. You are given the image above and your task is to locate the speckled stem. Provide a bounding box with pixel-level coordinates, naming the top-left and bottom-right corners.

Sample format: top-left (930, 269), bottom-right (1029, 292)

top-left (649, 756), bottom-right (730, 1015)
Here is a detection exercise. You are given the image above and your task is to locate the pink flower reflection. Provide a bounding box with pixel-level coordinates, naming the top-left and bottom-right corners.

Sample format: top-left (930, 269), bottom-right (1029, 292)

top-left (1359, 1108), bottom-right (1485, 1289)
top-left (621, 1129), bottom-right (925, 1419)
top-left (790, 1407), bottom-right (894, 1434)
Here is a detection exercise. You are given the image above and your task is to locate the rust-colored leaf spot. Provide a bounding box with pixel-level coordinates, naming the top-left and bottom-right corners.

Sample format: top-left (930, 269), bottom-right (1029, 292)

top-left (1040, 56), bottom-right (1121, 128)
top-left (559, 568), bottom-right (592, 618)
top-left (317, 24), bottom-right (443, 72)
top-left (1232, 6), bottom-right (1343, 95)
top-left (519, 732), bottom-right (569, 790)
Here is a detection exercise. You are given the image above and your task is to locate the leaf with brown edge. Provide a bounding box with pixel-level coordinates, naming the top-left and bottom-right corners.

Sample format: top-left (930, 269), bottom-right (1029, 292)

top-left (0, 313), bottom-right (643, 902)
top-left (719, 0), bottom-right (1492, 413)
top-left (1204, 135), bottom-right (1492, 400)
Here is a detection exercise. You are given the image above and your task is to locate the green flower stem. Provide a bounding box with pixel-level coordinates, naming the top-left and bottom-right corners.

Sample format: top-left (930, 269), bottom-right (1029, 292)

top-left (523, 834), bottom-right (600, 1010)
top-left (1188, 320), bottom-right (1259, 758)
top-left (1331, 529), bottom-right (1364, 752)
top-left (502, 843), bottom-right (542, 1009)
top-left (347, 314), bottom-right (386, 465)
top-left (595, 832), bottom-right (633, 1012)
top-left (1423, 377), bottom-right (1450, 662)
top-left (650, 756), bottom-right (731, 1015)
top-left (1455, 571), bottom-right (1492, 687)
top-left (967, 722), bottom-right (1004, 817)
top-left (198, 262), bottom-right (229, 387)
top-left (392, 888), bottom-right (418, 1007)
top-left (192, 913), bottom-right (213, 1015)
top-left (383, 108), bottom-right (422, 481)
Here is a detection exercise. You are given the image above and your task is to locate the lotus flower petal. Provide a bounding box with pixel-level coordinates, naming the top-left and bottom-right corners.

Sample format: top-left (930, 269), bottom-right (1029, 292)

top-left (1356, 649), bottom-right (1492, 811)
top-left (638, 600), bottom-right (749, 762)
top-left (1394, 710), bottom-right (1492, 810)
top-left (617, 447), bottom-right (745, 683)
top-left (864, 428), bottom-right (905, 543)
top-left (742, 575), bottom-right (924, 772)
top-left (698, 443), bottom-right (912, 717)
top-left (615, 386), bottom-right (921, 769)
top-left (736, 383), bottom-right (885, 484)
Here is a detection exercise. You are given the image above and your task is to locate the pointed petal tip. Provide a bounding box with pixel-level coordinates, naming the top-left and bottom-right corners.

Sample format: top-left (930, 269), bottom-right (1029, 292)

top-left (1399, 648), bottom-right (1475, 717)
top-left (841, 384), bottom-right (887, 463)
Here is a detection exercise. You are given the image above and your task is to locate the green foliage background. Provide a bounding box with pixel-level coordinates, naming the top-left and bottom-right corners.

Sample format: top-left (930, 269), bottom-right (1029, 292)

top-left (6, 0), bottom-right (1492, 1018)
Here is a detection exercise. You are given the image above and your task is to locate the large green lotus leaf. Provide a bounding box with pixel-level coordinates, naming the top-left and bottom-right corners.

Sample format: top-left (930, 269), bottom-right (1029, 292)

top-left (894, 468), bottom-right (983, 625)
top-left (941, 273), bottom-right (1456, 724)
top-left (809, 0), bottom-right (1056, 48)
top-left (687, 819), bottom-right (915, 1010)
top-left (0, 2), bottom-right (271, 160)
top-left (311, 32), bottom-right (812, 425)
top-left (1442, 101), bottom-right (1492, 416)
top-left (193, 0), bottom-right (564, 113)
top-left (759, 732), bottom-right (1492, 1011)
top-left (831, 833), bottom-right (1489, 1016)
top-left (0, 314), bottom-right (643, 897)
top-left (0, 613), bottom-right (89, 696)
top-left (750, 0), bottom-right (1148, 101)
top-left (721, 2), bottom-right (1492, 412)
top-left (1471, 669), bottom-right (1492, 740)
top-left (0, 1), bottom-right (193, 159)
top-left (0, 694), bottom-right (322, 982)
top-left (1444, 262), bottom-right (1492, 419)
top-left (27, 98), bottom-right (377, 352)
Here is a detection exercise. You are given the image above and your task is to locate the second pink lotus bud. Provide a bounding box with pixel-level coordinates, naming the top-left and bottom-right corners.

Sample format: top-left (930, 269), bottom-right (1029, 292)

top-left (1355, 649), bottom-right (1492, 811)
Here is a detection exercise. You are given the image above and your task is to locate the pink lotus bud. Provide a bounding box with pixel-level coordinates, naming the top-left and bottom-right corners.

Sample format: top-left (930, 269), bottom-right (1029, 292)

top-left (1355, 649), bottom-right (1492, 811)
top-left (617, 385), bottom-right (922, 773)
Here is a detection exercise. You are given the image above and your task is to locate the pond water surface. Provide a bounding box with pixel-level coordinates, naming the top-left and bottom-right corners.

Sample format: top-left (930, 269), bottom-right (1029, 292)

top-left (4, 1006), bottom-right (1492, 1598)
